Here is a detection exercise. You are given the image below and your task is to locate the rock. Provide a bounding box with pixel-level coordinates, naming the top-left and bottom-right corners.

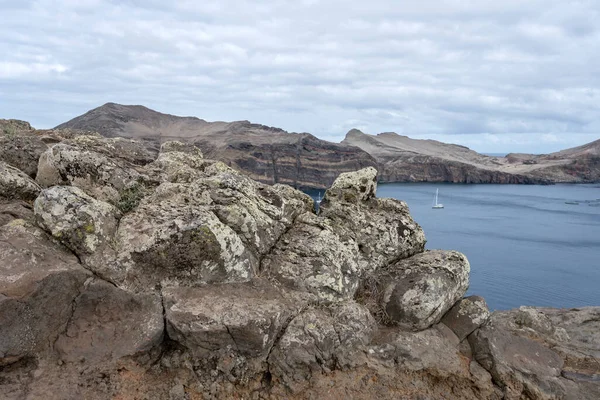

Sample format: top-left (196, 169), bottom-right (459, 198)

top-left (54, 279), bottom-right (163, 364)
top-left (441, 296), bottom-right (490, 341)
top-left (319, 168), bottom-right (426, 272)
top-left (268, 302), bottom-right (376, 393)
top-left (201, 170), bottom-right (312, 257)
top-left (359, 250), bottom-right (470, 330)
top-left (34, 186), bottom-right (119, 257)
top-left (262, 212), bottom-right (361, 303)
top-left (0, 126), bottom-right (48, 177)
top-left (164, 280), bottom-right (308, 360)
top-left (115, 182), bottom-right (256, 290)
top-left (0, 200), bottom-right (34, 226)
top-left (160, 140), bottom-right (202, 155)
top-left (0, 161), bottom-right (42, 201)
top-left (0, 221), bottom-right (90, 365)
top-left (469, 324), bottom-right (566, 399)
top-left (323, 166), bottom-right (378, 204)
top-left (148, 141), bottom-right (207, 183)
top-left (65, 135), bottom-right (157, 165)
top-left (488, 307), bottom-right (600, 398)
top-left (36, 143), bottom-right (143, 204)
top-left (369, 326), bottom-right (467, 378)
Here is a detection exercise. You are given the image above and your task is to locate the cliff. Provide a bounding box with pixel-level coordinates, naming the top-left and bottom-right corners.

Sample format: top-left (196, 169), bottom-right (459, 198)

top-left (343, 129), bottom-right (600, 184)
top-left (1, 124), bottom-right (598, 399)
top-left (54, 103), bottom-right (377, 189)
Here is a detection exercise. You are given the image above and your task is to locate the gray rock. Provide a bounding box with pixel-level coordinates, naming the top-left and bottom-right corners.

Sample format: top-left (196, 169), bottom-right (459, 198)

top-left (369, 326), bottom-right (467, 378)
top-left (268, 302), bottom-right (376, 393)
top-left (469, 324), bottom-right (566, 399)
top-left (441, 295), bottom-right (490, 341)
top-left (319, 168), bottom-right (426, 272)
top-left (322, 166), bottom-right (378, 204)
top-left (164, 280), bottom-right (308, 359)
top-left (65, 134), bottom-right (157, 165)
top-left (147, 141), bottom-right (207, 183)
top-left (115, 182), bottom-right (256, 290)
top-left (0, 200), bottom-right (34, 226)
top-left (0, 221), bottom-right (90, 365)
top-left (489, 307), bottom-right (600, 399)
top-left (0, 129), bottom-right (48, 178)
top-left (54, 279), bottom-right (164, 364)
top-left (34, 186), bottom-right (119, 257)
top-left (360, 250), bottom-right (470, 330)
top-left (36, 143), bottom-right (142, 204)
top-left (0, 161), bottom-right (42, 201)
top-left (262, 212), bottom-right (361, 303)
top-left (201, 170), bottom-right (312, 257)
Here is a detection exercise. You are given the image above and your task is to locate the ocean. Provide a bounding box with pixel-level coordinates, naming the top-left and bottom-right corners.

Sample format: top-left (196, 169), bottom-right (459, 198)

top-left (309, 183), bottom-right (600, 311)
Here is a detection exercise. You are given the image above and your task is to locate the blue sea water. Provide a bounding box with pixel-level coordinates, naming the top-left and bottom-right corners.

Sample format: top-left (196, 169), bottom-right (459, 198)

top-left (309, 184), bottom-right (600, 310)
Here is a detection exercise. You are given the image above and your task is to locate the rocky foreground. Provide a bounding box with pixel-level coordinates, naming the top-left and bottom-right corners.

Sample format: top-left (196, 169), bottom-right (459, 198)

top-left (1, 124), bottom-right (599, 399)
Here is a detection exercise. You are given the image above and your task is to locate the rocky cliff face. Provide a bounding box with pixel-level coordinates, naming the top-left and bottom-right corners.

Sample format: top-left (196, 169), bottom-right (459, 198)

top-left (343, 129), bottom-right (600, 184)
top-left (1, 126), bottom-right (598, 399)
top-left (54, 103), bottom-right (377, 189)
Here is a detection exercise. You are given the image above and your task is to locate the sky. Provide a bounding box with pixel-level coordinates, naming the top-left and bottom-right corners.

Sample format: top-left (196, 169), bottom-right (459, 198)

top-left (1, 0), bottom-right (599, 154)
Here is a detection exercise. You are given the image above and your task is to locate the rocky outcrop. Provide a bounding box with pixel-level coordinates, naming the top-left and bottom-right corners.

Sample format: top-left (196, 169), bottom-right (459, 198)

top-left (0, 130), bottom-right (598, 399)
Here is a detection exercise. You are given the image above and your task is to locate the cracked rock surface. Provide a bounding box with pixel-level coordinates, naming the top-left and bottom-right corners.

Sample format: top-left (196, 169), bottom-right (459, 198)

top-left (0, 129), bottom-right (598, 399)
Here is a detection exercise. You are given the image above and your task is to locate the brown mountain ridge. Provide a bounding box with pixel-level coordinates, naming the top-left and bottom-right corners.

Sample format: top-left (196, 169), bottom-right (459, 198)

top-left (55, 103), bottom-right (600, 187)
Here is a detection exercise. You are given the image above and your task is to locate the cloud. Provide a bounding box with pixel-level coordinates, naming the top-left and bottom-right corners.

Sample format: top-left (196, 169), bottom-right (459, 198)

top-left (0, 0), bottom-right (599, 153)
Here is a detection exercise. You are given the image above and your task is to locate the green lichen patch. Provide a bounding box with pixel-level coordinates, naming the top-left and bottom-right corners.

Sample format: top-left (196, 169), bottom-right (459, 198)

top-left (116, 182), bottom-right (150, 214)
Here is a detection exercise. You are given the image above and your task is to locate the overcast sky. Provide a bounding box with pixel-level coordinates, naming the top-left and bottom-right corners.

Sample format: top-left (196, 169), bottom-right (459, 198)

top-left (1, 0), bottom-right (599, 153)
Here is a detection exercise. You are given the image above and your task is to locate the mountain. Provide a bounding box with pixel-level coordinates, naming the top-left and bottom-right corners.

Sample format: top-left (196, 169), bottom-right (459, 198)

top-left (56, 103), bottom-right (377, 189)
top-left (56, 103), bottom-right (600, 186)
top-left (343, 129), bottom-right (600, 184)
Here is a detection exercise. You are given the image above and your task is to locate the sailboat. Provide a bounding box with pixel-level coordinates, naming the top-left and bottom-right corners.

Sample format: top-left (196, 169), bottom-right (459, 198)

top-left (316, 192), bottom-right (322, 204)
top-left (432, 188), bottom-right (444, 209)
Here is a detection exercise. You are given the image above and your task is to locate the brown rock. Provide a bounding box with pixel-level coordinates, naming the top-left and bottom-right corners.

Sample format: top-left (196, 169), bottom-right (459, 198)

top-left (441, 295), bottom-right (490, 341)
top-left (0, 221), bottom-right (90, 365)
top-left (54, 279), bottom-right (164, 364)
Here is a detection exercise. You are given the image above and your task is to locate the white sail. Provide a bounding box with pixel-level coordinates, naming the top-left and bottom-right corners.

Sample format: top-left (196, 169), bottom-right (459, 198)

top-left (432, 188), bottom-right (444, 209)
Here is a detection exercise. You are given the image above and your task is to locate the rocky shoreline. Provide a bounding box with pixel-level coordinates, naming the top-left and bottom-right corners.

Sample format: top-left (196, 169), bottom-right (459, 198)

top-left (1, 125), bottom-right (599, 399)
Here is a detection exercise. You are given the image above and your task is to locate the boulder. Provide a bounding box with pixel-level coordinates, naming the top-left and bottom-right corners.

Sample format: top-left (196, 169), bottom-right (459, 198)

top-left (268, 302), bottom-right (376, 393)
top-left (147, 141), bottom-right (207, 183)
top-left (65, 135), bottom-right (157, 165)
top-left (368, 326), bottom-right (467, 379)
top-left (55, 279), bottom-right (164, 364)
top-left (0, 125), bottom-right (48, 177)
top-left (0, 221), bottom-right (90, 365)
top-left (163, 280), bottom-right (308, 360)
top-left (319, 168), bottom-right (426, 272)
top-left (0, 161), bottom-right (42, 201)
top-left (36, 143), bottom-right (143, 204)
top-left (441, 295), bottom-right (490, 341)
top-left (262, 212), bottom-right (361, 303)
top-left (34, 186), bottom-right (119, 257)
top-left (115, 182), bottom-right (256, 290)
top-left (359, 250), bottom-right (470, 330)
top-left (201, 170), bottom-right (312, 257)
top-left (469, 324), bottom-right (566, 399)
top-left (323, 166), bottom-right (378, 204)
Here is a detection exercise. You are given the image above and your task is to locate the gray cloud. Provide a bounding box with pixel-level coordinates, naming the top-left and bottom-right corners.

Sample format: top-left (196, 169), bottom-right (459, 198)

top-left (1, 0), bottom-right (599, 153)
